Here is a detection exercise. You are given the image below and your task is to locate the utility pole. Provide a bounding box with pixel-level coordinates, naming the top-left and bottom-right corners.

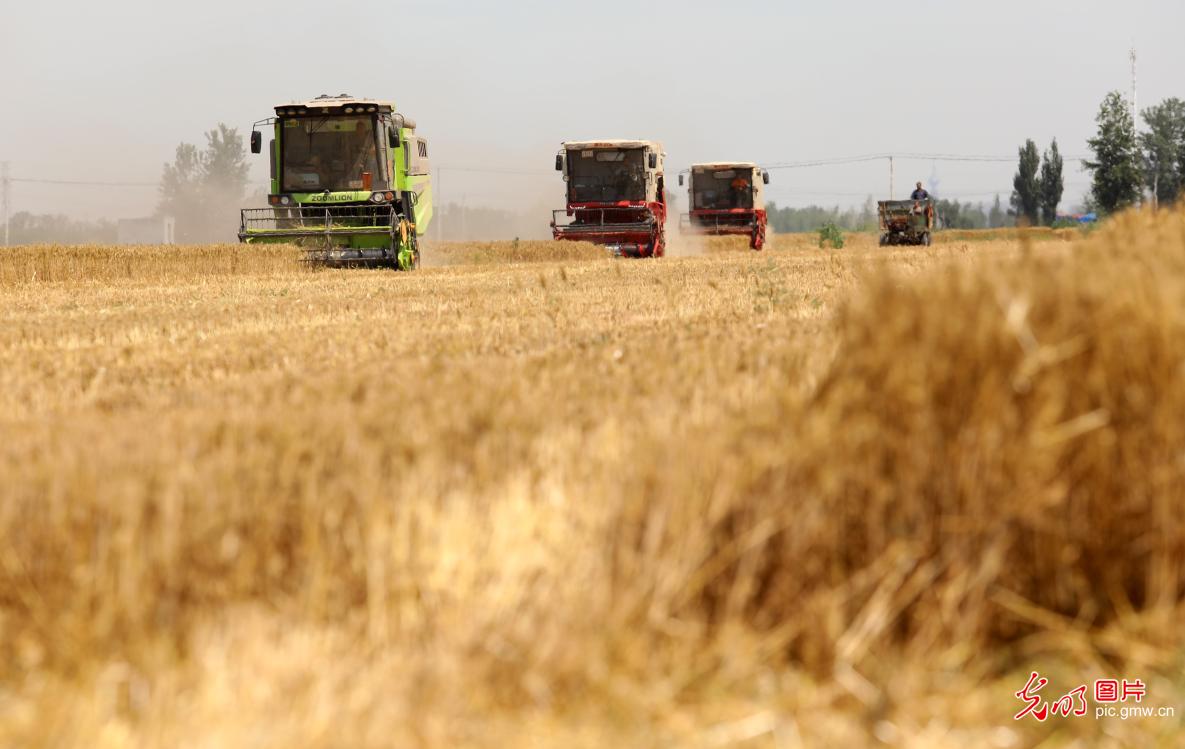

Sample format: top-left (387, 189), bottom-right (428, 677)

top-left (889, 156), bottom-right (894, 200)
top-left (1131, 47), bottom-right (1142, 206)
top-left (1, 162), bottom-right (10, 248)
top-left (1130, 47), bottom-right (1138, 125)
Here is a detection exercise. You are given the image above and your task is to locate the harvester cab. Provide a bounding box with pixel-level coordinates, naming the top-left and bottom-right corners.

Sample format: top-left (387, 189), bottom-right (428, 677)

top-left (679, 163), bottom-right (770, 250)
top-left (877, 199), bottom-right (934, 247)
top-left (238, 94), bottom-right (433, 270)
top-left (551, 140), bottom-right (667, 258)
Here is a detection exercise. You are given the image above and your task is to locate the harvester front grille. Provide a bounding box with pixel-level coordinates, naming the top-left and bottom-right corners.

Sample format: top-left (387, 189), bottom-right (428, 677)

top-left (687, 212), bottom-right (757, 231)
top-left (551, 207), bottom-right (656, 235)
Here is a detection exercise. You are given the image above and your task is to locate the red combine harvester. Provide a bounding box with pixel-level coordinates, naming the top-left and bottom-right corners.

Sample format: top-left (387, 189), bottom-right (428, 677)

top-left (679, 162), bottom-right (770, 250)
top-left (552, 140), bottom-right (667, 257)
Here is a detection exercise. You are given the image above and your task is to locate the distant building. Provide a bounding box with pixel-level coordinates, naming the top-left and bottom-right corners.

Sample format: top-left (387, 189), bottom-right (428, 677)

top-left (117, 216), bottom-right (176, 245)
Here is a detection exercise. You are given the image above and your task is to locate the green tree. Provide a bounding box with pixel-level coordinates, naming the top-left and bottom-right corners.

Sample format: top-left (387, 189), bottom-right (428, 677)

top-left (1139, 98), bottom-right (1185, 208)
top-left (857, 196), bottom-right (877, 231)
top-left (988, 194), bottom-right (1007, 228)
top-left (1010, 139), bottom-right (1041, 226)
top-left (1085, 91), bottom-right (1142, 214)
top-left (1039, 139), bottom-right (1064, 225)
top-left (158, 142), bottom-right (202, 240)
top-left (8, 212), bottom-right (117, 244)
top-left (936, 199), bottom-right (961, 229)
top-left (158, 124), bottom-right (250, 243)
top-left (935, 199), bottom-right (988, 230)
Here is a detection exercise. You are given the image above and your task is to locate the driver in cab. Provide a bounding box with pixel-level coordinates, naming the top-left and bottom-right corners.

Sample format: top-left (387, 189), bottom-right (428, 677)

top-left (347, 121), bottom-right (379, 187)
top-left (730, 174), bottom-right (751, 209)
top-left (612, 164), bottom-right (642, 200)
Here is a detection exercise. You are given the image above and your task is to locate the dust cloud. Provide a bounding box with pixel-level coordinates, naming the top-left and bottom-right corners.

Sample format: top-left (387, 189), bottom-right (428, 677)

top-left (664, 216), bottom-right (708, 257)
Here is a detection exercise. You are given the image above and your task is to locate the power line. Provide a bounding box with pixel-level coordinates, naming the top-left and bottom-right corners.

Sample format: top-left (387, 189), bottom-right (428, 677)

top-left (765, 188), bottom-right (882, 198)
top-left (765, 154), bottom-right (888, 170)
top-left (765, 177), bottom-right (1095, 202)
top-left (765, 152), bottom-right (1089, 171)
top-left (436, 165), bottom-right (549, 176)
top-left (11, 177), bottom-right (157, 187)
top-left (7, 151), bottom-right (1091, 187)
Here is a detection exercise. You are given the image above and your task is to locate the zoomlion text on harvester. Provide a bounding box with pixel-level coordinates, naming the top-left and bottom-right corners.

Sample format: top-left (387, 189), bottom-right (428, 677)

top-left (551, 140), bottom-right (667, 258)
top-left (679, 162), bottom-right (770, 250)
top-left (238, 94), bottom-right (432, 270)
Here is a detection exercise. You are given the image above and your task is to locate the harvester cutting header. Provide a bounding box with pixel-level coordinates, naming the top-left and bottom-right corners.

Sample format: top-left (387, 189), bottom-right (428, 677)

top-left (679, 163), bottom-right (770, 250)
top-left (238, 94), bottom-right (432, 269)
top-left (551, 140), bottom-right (668, 258)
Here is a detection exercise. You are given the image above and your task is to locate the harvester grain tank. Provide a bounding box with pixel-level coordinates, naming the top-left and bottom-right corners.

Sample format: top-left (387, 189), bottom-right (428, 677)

top-left (239, 94), bottom-right (432, 270)
top-left (679, 163), bottom-right (770, 250)
top-left (877, 199), bottom-right (934, 246)
top-left (551, 140), bottom-right (668, 258)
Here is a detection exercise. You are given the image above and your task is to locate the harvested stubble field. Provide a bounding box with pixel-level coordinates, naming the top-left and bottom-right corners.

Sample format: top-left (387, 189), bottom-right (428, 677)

top-left (1, 217), bottom-right (1183, 748)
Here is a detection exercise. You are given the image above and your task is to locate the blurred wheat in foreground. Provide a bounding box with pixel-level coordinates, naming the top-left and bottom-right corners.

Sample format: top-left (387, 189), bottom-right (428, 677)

top-left (0, 218), bottom-right (1182, 747)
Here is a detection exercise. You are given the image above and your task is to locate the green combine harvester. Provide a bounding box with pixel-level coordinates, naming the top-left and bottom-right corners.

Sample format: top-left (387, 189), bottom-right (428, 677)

top-left (239, 94), bottom-right (432, 269)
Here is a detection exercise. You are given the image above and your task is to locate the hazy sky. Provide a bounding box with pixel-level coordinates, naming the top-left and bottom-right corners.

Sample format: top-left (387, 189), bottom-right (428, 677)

top-left (3, 0), bottom-right (1182, 220)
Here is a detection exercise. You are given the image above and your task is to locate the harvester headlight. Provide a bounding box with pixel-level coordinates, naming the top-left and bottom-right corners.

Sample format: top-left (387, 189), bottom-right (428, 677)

top-left (384, 191), bottom-right (395, 201)
top-left (367, 106), bottom-right (377, 113)
top-left (279, 196), bottom-right (291, 206)
top-left (345, 107), bottom-right (354, 113)
top-left (370, 192), bottom-right (384, 203)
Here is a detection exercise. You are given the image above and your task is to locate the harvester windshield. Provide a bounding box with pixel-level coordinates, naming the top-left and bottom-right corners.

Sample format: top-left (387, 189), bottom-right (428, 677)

top-left (281, 116), bottom-right (387, 193)
top-left (567, 149), bottom-right (646, 203)
top-left (692, 168), bottom-right (754, 210)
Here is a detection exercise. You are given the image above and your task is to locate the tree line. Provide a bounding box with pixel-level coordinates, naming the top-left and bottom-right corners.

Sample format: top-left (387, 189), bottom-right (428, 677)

top-left (3, 213), bottom-right (117, 245)
top-left (1011, 92), bottom-right (1185, 224)
top-left (1085, 92), bottom-right (1185, 213)
top-left (766, 197), bottom-right (1013, 234)
top-left (775, 90), bottom-right (1184, 235)
top-left (4, 125), bottom-right (252, 246)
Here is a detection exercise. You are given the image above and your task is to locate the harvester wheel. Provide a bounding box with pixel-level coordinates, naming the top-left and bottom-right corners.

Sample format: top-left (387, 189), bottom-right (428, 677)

top-left (879, 233), bottom-right (889, 247)
top-left (394, 220), bottom-right (421, 271)
top-left (652, 226), bottom-right (666, 258)
top-left (751, 224), bottom-right (766, 251)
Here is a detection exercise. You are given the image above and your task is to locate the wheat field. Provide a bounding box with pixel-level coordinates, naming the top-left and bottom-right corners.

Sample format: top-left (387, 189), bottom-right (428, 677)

top-left (1, 219), bottom-right (1183, 747)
